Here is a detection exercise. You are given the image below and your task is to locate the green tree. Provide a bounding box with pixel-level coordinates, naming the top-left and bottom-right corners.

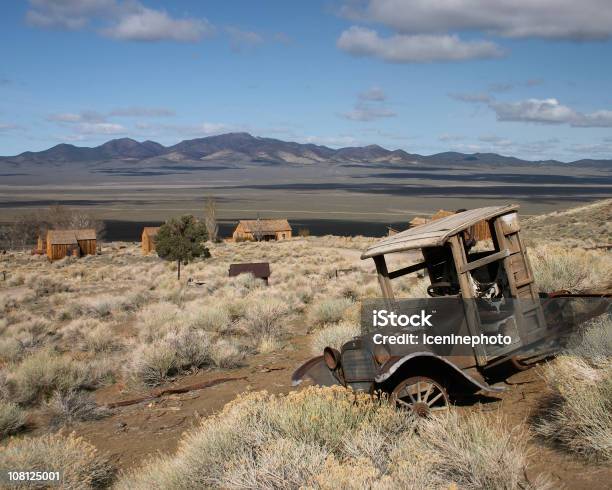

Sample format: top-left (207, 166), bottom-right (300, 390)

top-left (155, 215), bottom-right (210, 279)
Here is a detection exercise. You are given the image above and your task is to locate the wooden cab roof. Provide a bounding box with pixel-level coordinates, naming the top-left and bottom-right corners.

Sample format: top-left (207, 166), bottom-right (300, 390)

top-left (361, 205), bottom-right (518, 259)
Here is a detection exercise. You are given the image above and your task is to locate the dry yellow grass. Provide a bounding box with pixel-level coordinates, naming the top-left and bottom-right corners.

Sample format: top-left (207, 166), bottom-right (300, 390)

top-left (116, 386), bottom-right (539, 490)
top-left (0, 200), bottom-right (608, 484)
top-left (533, 315), bottom-right (612, 461)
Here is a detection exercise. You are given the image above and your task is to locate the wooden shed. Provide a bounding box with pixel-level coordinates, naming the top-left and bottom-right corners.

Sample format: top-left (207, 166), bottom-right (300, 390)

top-left (229, 262), bottom-right (271, 284)
top-left (142, 227), bottom-right (160, 254)
top-left (46, 229), bottom-right (96, 261)
top-left (75, 229), bottom-right (97, 255)
top-left (232, 219), bottom-right (292, 241)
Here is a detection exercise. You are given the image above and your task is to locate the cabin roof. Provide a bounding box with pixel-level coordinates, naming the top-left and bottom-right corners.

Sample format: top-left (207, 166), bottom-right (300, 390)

top-left (47, 229), bottom-right (96, 245)
top-left (47, 230), bottom-right (78, 245)
top-left (237, 219), bottom-right (292, 233)
top-left (361, 205), bottom-right (518, 259)
top-left (74, 229), bottom-right (96, 240)
top-left (228, 262), bottom-right (271, 278)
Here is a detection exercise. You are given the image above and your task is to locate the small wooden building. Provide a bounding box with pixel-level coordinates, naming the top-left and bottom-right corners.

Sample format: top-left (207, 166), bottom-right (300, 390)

top-left (46, 229), bottom-right (97, 261)
top-left (232, 219), bottom-right (292, 241)
top-left (75, 229), bottom-right (97, 255)
top-left (229, 262), bottom-right (271, 284)
top-left (142, 227), bottom-right (160, 254)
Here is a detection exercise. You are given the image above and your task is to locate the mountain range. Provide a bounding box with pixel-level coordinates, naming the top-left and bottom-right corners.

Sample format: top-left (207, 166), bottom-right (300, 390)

top-left (1, 132), bottom-right (610, 168)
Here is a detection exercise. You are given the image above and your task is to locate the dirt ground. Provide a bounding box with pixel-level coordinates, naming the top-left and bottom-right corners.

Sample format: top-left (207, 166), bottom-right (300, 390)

top-left (52, 325), bottom-right (611, 489)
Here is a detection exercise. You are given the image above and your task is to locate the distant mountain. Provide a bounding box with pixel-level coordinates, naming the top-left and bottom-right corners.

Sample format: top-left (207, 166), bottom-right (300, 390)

top-left (1, 132), bottom-right (610, 168)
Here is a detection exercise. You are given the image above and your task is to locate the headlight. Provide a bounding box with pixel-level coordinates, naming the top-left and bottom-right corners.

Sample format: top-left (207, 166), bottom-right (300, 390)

top-left (323, 347), bottom-right (341, 370)
top-left (373, 344), bottom-right (390, 365)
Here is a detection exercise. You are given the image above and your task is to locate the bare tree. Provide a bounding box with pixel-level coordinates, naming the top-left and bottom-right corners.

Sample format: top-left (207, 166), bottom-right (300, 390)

top-left (252, 215), bottom-right (264, 242)
top-left (3, 213), bottom-right (40, 250)
top-left (44, 205), bottom-right (105, 237)
top-left (203, 196), bottom-right (219, 243)
top-left (1, 205), bottom-right (105, 251)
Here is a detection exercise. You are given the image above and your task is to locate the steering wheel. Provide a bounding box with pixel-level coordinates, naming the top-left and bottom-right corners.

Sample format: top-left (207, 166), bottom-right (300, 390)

top-left (427, 282), bottom-right (460, 297)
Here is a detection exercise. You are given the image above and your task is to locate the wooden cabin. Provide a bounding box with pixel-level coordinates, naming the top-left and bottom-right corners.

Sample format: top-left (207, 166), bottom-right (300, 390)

top-left (229, 262), bottom-right (271, 285)
top-left (232, 219), bottom-right (292, 241)
top-left (46, 229), bottom-right (96, 261)
top-left (142, 227), bottom-right (160, 254)
top-left (75, 229), bottom-right (97, 255)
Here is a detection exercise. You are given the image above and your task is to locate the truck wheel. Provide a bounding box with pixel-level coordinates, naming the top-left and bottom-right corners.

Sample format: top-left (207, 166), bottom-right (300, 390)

top-left (391, 376), bottom-right (449, 417)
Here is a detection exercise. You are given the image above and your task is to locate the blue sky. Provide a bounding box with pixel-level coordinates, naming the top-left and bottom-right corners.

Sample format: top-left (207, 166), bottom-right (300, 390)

top-left (1, 0), bottom-right (611, 161)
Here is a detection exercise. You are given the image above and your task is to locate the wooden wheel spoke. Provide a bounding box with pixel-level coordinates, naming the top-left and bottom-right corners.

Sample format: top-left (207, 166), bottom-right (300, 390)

top-left (422, 383), bottom-right (434, 403)
top-left (427, 391), bottom-right (444, 406)
top-left (402, 387), bottom-right (417, 404)
top-left (392, 377), bottom-right (449, 416)
top-left (396, 398), bottom-right (413, 409)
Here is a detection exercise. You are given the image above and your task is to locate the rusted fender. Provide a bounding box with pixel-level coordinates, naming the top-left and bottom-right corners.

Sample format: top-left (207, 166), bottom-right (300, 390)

top-left (292, 356), bottom-right (342, 387)
top-left (375, 352), bottom-right (505, 393)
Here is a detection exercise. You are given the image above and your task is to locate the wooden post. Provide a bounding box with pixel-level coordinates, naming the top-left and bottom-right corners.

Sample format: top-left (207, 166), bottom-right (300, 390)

top-left (449, 235), bottom-right (487, 366)
top-left (373, 255), bottom-right (394, 301)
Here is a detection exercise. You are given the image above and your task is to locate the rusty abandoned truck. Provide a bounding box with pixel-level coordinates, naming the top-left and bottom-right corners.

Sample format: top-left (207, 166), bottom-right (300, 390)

top-left (293, 205), bottom-right (610, 416)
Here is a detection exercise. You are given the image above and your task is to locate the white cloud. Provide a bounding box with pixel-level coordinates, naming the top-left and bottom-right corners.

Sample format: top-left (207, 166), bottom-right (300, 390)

top-left (448, 92), bottom-right (491, 103)
top-left (76, 122), bottom-right (126, 135)
top-left (490, 98), bottom-right (612, 127)
top-left (573, 110), bottom-right (612, 127)
top-left (478, 135), bottom-right (512, 146)
top-left (47, 110), bottom-right (106, 123)
top-left (358, 87), bottom-right (386, 101)
top-left (491, 98), bottom-right (576, 124)
top-left (346, 0), bottom-right (612, 41)
top-left (226, 27), bottom-right (264, 51)
top-left (26, 0), bottom-right (116, 30)
top-left (109, 106), bottom-right (175, 117)
top-left (27, 0), bottom-right (214, 43)
top-left (340, 87), bottom-right (396, 121)
top-left (190, 122), bottom-right (230, 135)
top-left (486, 79), bottom-right (545, 92)
top-left (0, 123), bottom-right (20, 131)
top-left (341, 105), bottom-right (396, 121)
top-left (452, 95), bottom-right (612, 127)
top-left (438, 133), bottom-right (466, 142)
top-left (567, 142), bottom-right (612, 154)
top-left (337, 26), bottom-right (503, 63)
top-left (103, 6), bottom-right (213, 42)
top-left (133, 121), bottom-right (230, 137)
